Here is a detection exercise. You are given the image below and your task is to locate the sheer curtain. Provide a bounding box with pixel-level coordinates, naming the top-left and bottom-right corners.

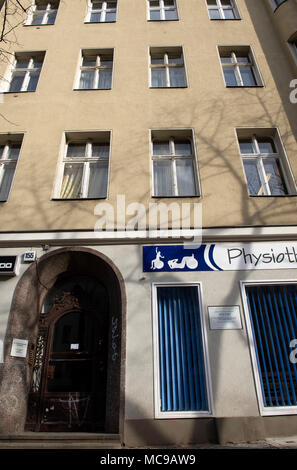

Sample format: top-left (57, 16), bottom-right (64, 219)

top-left (176, 160), bottom-right (196, 196)
top-left (88, 162), bottom-right (108, 197)
top-left (79, 70), bottom-right (95, 89)
top-left (0, 163), bottom-right (16, 201)
top-left (60, 164), bottom-right (83, 199)
top-left (169, 67), bottom-right (186, 87)
top-left (154, 160), bottom-right (174, 196)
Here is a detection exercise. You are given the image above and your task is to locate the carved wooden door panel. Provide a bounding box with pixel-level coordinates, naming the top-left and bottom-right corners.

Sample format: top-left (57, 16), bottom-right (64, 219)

top-left (26, 284), bottom-right (108, 432)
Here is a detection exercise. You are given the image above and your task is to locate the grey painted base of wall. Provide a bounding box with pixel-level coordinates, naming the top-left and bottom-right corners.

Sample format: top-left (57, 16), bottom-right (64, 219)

top-left (123, 418), bottom-right (218, 447)
top-left (123, 416), bottom-right (297, 447)
top-left (216, 416), bottom-right (297, 445)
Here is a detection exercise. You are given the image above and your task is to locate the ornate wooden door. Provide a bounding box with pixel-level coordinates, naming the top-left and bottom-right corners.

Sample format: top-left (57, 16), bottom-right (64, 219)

top-left (26, 277), bottom-right (108, 432)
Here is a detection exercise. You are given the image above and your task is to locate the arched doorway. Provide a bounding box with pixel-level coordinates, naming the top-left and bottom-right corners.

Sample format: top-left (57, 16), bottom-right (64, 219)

top-left (0, 248), bottom-right (125, 435)
top-left (26, 275), bottom-right (109, 432)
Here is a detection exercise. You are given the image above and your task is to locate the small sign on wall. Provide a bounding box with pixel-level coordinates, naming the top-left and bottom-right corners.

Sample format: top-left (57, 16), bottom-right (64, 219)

top-left (208, 306), bottom-right (242, 330)
top-left (10, 338), bottom-right (29, 358)
top-left (0, 256), bottom-right (19, 276)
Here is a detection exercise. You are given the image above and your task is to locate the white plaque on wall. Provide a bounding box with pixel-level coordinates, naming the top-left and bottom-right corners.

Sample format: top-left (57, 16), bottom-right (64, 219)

top-left (208, 306), bottom-right (242, 330)
top-left (10, 338), bottom-right (29, 358)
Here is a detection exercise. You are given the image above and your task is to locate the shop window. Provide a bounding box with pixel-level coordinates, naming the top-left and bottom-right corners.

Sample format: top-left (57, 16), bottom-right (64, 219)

top-left (244, 282), bottom-right (297, 414)
top-left (153, 284), bottom-right (211, 417)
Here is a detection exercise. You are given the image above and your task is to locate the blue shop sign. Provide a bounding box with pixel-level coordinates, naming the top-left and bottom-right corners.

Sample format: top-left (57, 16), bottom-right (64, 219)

top-left (143, 242), bottom-right (297, 272)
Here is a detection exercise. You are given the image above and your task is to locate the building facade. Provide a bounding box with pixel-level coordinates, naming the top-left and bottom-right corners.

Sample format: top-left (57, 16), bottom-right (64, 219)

top-left (0, 0), bottom-right (296, 447)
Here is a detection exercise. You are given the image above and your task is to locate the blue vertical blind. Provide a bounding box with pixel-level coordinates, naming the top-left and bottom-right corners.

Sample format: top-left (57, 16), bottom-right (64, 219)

top-left (157, 286), bottom-right (208, 412)
top-left (246, 284), bottom-right (297, 408)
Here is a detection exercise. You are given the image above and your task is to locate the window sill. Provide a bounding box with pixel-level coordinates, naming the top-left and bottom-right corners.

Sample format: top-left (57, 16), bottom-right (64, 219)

top-left (73, 88), bottom-right (112, 91)
top-left (150, 86), bottom-right (188, 89)
top-left (209, 18), bottom-right (241, 21)
top-left (23, 23), bottom-right (55, 27)
top-left (152, 195), bottom-right (200, 199)
top-left (148, 19), bottom-right (179, 22)
top-left (52, 197), bottom-right (107, 201)
top-left (84, 21), bottom-right (116, 24)
top-left (226, 85), bottom-right (264, 88)
top-left (249, 194), bottom-right (297, 197)
top-left (3, 90), bottom-right (37, 94)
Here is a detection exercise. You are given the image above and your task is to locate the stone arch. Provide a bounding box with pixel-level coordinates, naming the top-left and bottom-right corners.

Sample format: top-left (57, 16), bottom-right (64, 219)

top-left (0, 247), bottom-right (126, 435)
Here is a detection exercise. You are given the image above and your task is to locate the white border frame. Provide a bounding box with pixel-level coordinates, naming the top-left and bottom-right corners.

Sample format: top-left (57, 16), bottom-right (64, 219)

top-left (152, 281), bottom-right (213, 419)
top-left (216, 45), bottom-right (265, 88)
top-left (234, 126), bottom-right (297, 197)
top-left (240, 279), bottom-right (297, 416)
top-left (52, 129), bottom-right (112, 200)
top-left (149, 127), bottom-right (201, 198)
top-left (146, 0), bottom-right (179, 21)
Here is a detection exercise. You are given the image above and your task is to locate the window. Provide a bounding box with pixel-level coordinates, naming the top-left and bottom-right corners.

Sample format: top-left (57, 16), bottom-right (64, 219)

top-left (237, 129), bottom-right (296, 196)
top-left (151, 130), bottom-right (199, 197)
top-left (148, 0), bottom-right (178, 21)
top-left (153, 284), bottom-right (211, 418)
top-left (270, 0), bottom-right (287, 11)
top-left (26, 1), bottom-right (59, 25)
top-left (150, 47), bottom-right (187, 88)
top-left (85, 1), bottom-right (117, 23)
top-left (0, 137), bottom-right (23, 201)
top-left (219, 47), bottom-right (262, 87)
top-left (243, 282), bottom-right (297, 415)
top-left (6, 52), bottom-right (45, 93)
top-left (77, 50), bottom-right (113, 90)
top-left (289, 36), bottom-right (297, 64)
top-left (58, 132), bottom-right (110, 199)
top-left (206, 0), bottom-right (239, 20)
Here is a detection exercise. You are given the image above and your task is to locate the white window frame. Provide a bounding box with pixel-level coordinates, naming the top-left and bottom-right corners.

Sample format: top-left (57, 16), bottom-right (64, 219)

top-left (206, 0), bottom-right (240, 20)
top-left (240, 279), bottom-right (297, 416)
top-left (147, 0), bottom-right (178, 21)
top-left (149, 47), bottom-right (187, 88)
top-left (26, 1), bottom-right (59, 26)
top-left (0, 138), bottom-right (23, 202)
top-left (54, 132), bottom-right (111, 200)
top-left (237, 130), bottom-right (295, 196)
top-left (85, 0), bottom-right (117, 23)
top-left (152, 282), bottom-right (213, 419)
top-left (219, 47), bottom-right (262, 87)
top-left (150, 130), bottom-right (200, 197)
top-left (75, 49), bottom-right (114, 90)
top-left (1, 52), bottom-right (45, 93)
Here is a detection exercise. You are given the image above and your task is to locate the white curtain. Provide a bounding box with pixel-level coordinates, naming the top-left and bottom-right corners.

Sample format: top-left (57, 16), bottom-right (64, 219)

top-left (176, 160), bottom-right (196, 196)
top-left (0, 163), bottom-right (16, 201)
top-left (60, 164), bottom-right (83, 199)
top-left (154, 160), bottom-right (174, 196)
top-left (88, 162), bottom-right (108, 198)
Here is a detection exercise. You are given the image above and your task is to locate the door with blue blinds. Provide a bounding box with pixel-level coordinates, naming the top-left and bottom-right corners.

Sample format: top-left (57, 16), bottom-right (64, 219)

top-left (155, 285), bottom-right (210, 415)
top-left (245, 283), bottom-right (297, 412)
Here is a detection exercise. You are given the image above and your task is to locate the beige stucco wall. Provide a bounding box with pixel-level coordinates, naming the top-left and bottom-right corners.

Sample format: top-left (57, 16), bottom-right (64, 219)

top-left (0, 0), bottom-right (295, 232)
